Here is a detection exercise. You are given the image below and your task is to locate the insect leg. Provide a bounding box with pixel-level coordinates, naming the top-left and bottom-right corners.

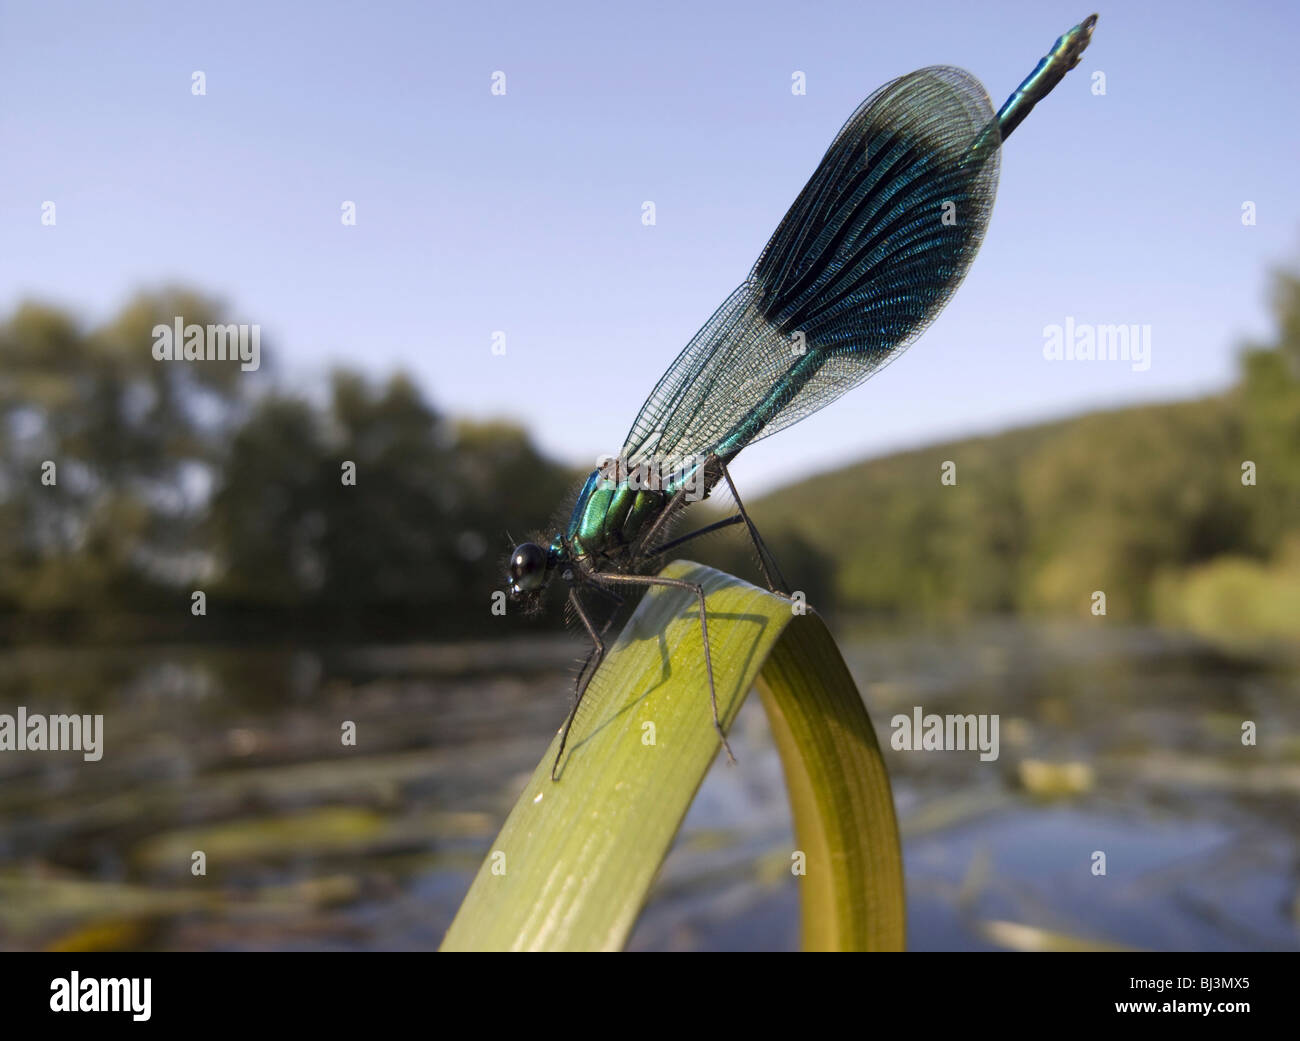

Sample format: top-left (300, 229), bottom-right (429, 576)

top-left (718, 458), bottom-right (790, 595)
top-left (638, 513), bottom-right (745, 562)
top-left (634, 484), bottom-right (691, 558)
top-left (553, 586), bottom-right (607, 780)
top-left (593, 570), bottom-right (735, 765)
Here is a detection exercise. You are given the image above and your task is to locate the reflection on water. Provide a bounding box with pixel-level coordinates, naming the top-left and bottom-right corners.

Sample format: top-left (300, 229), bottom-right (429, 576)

top-left (0, 622), bottom-right (1296, 951)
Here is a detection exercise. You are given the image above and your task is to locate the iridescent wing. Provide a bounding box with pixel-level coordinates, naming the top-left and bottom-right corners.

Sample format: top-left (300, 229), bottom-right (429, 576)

top-left (621, 66), bottom-right (1001, 478)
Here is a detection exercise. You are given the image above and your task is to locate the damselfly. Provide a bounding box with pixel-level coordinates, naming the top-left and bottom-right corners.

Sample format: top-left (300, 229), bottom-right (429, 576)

top-left (507, 14), bottom-right (1098, 779)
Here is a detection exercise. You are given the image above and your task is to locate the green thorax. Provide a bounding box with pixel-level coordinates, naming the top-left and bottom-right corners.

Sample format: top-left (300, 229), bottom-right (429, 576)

top-left (558, 468), bottom-right (670, 561)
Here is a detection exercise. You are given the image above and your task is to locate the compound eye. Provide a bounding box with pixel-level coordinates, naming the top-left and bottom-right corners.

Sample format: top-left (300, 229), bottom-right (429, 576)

top-left (509, 543), bottom-right (547, 593)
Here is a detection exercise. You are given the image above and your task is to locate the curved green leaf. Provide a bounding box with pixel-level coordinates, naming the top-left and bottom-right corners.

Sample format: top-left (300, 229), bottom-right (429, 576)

top-left (440, 560), bottom-right (904, 951)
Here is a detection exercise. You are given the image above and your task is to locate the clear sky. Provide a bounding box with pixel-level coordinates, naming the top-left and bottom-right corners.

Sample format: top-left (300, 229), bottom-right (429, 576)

top-left (3, 0), bottom-right (1297, 492)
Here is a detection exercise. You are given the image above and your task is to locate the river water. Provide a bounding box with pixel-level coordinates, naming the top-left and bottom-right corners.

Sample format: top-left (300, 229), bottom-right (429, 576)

top-left (0, 620), bottom-right (1296, 951)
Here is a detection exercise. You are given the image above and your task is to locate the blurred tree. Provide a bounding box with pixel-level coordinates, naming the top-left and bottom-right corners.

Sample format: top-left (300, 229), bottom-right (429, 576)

top-left (0, 289), bottom-right (579, 636)
top-left (207, 394), bottom-right (328, 607)
top-left (0, 290), bottom-right (246, 615)
top-left (1238, 267), bottom-right (1300, 553)
top-left (1017, 399), bottom-right (1248, 619)
top-left (207, 370), bottom-right (577, 634)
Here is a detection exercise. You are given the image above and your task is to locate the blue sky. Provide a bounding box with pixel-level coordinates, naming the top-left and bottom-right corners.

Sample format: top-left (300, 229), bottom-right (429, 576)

top-left (2, 0), bottom-right (1297, 492)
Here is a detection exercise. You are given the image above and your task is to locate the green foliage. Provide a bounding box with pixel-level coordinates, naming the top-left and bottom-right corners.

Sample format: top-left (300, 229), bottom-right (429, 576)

top-left (1017, 398), bottom-right (1250, 618)
top-left (208, 373), bottom-right (576, 622)
top-left (1238, 269), bottom-right (1300, 551)
top-left (1153, 539), bottom-right (1300, 647)
top-left (750, 396), bottom-right (1263, 623)
top-left (0, 290), bottom-right (240, 616)
top-left (0, 293), bottom-right (574, 637)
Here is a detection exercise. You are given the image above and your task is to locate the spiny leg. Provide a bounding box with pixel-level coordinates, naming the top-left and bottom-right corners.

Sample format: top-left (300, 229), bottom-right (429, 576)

top-left (637, 454), bottom-right (788, 595)
top-left (595, 570), bottom-right (735, 765)
top-left (553, 587), bottom-right (606, 780)
top-left (718, 457), bottom-right (790, 595)
top-left (571, 584), bottom-right (623, 697)
top-left (634, 483), bottom-right (692, 559)
top-left (638, 513), bottom-right (745, 562)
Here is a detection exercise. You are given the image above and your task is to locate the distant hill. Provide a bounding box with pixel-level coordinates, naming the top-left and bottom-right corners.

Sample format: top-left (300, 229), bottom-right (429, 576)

top-left (734, 389), bottom-right (1297, 643)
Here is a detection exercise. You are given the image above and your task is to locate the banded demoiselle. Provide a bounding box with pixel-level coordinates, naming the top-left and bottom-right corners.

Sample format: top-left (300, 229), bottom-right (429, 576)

top-left (507, 14), bottom-right (1099, 779)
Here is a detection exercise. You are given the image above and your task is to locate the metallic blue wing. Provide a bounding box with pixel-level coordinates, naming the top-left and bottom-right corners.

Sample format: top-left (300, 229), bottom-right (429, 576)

top-left (622, 66), bottom-right (1000, 475)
